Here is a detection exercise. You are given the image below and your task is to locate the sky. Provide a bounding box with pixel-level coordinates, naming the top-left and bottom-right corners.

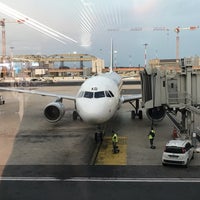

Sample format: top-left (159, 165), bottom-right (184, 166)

top-left (0, 0), bottom-right (199, 67)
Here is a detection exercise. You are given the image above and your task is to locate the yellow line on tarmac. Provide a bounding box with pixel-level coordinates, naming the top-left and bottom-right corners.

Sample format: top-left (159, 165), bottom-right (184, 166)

top-left (95, 137), bottom-right (127, 165)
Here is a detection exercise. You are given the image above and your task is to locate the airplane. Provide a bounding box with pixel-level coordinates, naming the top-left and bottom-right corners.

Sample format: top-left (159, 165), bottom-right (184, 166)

top-left (0, 43), bottom-right (143, 141)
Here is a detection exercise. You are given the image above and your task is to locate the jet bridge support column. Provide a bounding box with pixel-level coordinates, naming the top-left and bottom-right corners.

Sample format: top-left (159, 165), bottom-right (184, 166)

top-left (186, 65), bottom-right (192, 104)
top-left (181, 61), bottom-right (193, 137)
top-left (181, 109), bottom-right (187, 134)
top-left (180, 109), bottom-right (192, 137)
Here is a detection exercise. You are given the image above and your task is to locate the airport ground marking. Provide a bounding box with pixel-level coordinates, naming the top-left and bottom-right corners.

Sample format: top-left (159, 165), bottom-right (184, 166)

top-left (1, 177), bottom-right (200, 183)
top-left (95, 136), bottom-right (127, 165)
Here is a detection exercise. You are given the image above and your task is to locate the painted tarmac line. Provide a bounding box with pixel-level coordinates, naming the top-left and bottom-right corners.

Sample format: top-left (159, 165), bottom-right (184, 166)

top-left (95, 137), bottom-right (127, 165)
top-left (1, 177), bottom-right (200, 183)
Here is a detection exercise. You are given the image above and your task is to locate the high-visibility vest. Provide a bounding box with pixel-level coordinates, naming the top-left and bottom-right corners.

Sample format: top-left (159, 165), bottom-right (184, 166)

top-left (148, 130), bottom-right (155, 140)
top-left (112, 134), bottom-right (118, 143)
top-left (148, 134), bottom-right (153, 140)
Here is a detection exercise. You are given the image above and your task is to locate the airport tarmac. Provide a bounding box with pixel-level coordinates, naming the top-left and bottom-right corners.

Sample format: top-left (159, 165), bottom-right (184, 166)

top-left (1, 84), bottom-right (200, 200)
top-left (0, 84), bottom-right (200, 168)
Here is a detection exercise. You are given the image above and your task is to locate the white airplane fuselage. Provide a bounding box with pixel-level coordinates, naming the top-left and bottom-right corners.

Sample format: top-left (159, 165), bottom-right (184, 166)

top-left (76, 71), bottom-right (123, 124)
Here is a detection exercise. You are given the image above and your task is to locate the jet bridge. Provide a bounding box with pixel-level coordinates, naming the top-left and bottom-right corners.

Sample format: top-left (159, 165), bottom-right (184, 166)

top-left (140, 57), bottom-right (200, 139)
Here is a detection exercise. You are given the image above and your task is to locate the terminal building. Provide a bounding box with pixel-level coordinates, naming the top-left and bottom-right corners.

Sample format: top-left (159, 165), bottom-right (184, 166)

top-left (1, 53), bottom-right (200, 79)
top-left (0, 53), bottom-right (143, 78)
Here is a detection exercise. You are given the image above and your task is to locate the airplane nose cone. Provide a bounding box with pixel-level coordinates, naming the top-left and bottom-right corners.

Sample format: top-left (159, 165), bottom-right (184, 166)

top-left (77, 100), bottom-right (112, 124)
top-left (81, 107), bottom-right (106, 124)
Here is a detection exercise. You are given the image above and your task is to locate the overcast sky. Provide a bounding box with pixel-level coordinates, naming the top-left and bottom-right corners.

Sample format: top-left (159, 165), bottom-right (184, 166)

top-left (0, 0), bottom-right (199, 66)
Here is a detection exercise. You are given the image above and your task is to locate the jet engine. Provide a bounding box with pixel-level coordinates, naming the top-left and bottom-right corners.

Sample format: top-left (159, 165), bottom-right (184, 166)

top-left (44, 102), bottom-right (65, 123)
top-left (146, 106), bottom-right (166, 122)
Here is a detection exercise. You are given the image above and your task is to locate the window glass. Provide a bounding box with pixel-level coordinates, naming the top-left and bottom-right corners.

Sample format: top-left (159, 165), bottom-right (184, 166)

top-left (185, 143), bottom-right (191, 151)
top-left (165, 146), bottom-right (184, 154)
top-left (78, 91), bottom-right (84, 98)
top-left (109, 90), bottom-right (114, 97)
top-left (94, 91), bottom-right (105, 98)
top-left (105, 91), bottom-right (112, 97)
top-left (84, 91), bottom-right (93, 98)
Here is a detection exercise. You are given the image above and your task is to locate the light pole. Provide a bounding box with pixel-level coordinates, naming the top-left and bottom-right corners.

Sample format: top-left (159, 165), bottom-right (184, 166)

top-left (10, 46), bottom-right (14, 77)
top-left (129, 54), bottom-right (132, 67)
top-left (114, 50), bottom-right (118, 68)
top-left (143, 43), bottom-right (148, 68)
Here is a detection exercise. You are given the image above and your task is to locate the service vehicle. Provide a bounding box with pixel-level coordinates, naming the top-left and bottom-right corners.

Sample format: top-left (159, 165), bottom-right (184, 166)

top-left (162, 139), bottom-right (194, 167)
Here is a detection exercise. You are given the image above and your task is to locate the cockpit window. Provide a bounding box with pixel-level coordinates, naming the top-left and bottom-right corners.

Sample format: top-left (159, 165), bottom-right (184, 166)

top-left (105, 91), bottom-right (112, 97)
top-left (94, 91), bottom-right (105, 98)
top-left (81, 90), bottom-right (114, 99)
top-left (84, 91), bottom-right (93, 98)
top-left (108, 90), bottom-right (114, 97)
top-left (78, 91), bottom-right (84, 98)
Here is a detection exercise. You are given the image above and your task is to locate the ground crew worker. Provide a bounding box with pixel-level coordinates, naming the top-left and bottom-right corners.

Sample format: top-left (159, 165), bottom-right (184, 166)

top-left (112, 131), bottom-right (119, 153)
top-left (148, 127), bottom-right (156, 149)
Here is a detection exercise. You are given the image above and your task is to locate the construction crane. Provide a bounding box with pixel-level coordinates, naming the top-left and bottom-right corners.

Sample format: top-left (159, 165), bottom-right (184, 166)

top-left (174, 26), bottom-right (199, 61)
top-left (108, 26), bottom-right (169, 67)
top-left (0, 18), bottom-right (24, 63)
top-left (0, 18), bottom-right (6, 62)
top-left (108, 26), bottom-right (199, 62)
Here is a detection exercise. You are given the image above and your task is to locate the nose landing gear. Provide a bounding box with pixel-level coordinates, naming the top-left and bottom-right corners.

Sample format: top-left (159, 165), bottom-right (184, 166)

top-left (95, 131), bottom-right (103, 143)
top-left (94, 126), bottom-right (104, 143)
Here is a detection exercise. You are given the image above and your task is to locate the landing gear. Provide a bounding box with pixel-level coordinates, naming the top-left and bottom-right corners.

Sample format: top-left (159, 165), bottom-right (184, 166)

top-left (130, 99), bottom-right (143, 119)
top-left (95, 131), bottom-right (103, 143)
top-left (94, 126), bottom-right (104, 143)
top-left (131, 110), bottom-right (136, 119)
top-left (72, 111), bottom-right (78, 120)
top-left (138, 110), bottom-right (143, 119)
top-left (131, 110), bottom-right (143, 119)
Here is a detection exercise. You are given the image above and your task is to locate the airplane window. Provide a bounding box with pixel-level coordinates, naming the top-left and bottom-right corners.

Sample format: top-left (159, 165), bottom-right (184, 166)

top-left (84, 91), bottom-right (93, 98)
top-left (109, 90), bottom-right (114, 97)
top-left (78, 91), bottom-right (84, 98)
top-left (94, 91), bottom-right (105, 98)
top-left (105, 91), bottom-right (112, 97)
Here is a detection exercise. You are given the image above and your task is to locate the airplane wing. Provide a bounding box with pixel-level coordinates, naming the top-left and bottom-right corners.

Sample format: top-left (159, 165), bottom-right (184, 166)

top-left (121, 94), bottom-right (142, 103)
top-left (0, 87), bottom-right (76, 101)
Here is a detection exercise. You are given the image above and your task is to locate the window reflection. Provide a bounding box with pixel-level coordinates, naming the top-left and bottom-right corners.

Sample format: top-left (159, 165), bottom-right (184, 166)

top-left (94, 91), bottom-right (105, 98)
top-left (84, 91), bottom-right (93, 98)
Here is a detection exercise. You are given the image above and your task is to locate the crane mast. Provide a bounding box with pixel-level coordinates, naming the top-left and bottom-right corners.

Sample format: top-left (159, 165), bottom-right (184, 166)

top-left (0, 18), bottom-right (6, 63)
top-left (175, 26), bottom-right (199, 61)
top-left (0, 18), bottom-right (25, 64)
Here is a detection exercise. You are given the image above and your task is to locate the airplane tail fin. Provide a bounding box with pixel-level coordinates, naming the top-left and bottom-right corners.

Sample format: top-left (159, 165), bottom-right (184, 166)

top-left (109, 39), bottom-right (113, 72)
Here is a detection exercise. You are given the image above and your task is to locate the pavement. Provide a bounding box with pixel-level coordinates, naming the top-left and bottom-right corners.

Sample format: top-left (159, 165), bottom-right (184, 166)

top-left (1, 84), bottom-right (200, 200)
top-left (0, 84), bottom-right (200, 169)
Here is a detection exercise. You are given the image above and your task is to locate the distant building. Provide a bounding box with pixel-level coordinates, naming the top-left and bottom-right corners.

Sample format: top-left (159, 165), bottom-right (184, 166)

top-left (149, 56), bottom-right (200, 69)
